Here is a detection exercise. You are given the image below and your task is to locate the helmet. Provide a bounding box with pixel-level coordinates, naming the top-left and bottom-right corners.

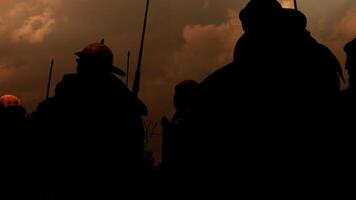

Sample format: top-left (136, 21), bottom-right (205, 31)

top-left (0, 94), bottom-right (22, 108)
top-left (75, 40), bottom-right (125, 76)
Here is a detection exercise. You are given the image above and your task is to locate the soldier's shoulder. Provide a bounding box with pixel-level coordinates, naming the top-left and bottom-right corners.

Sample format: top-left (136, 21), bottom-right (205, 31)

top-left (62, 73), bottom-right (80, 82)
top-left (201, 62), bottom-right (236, 90)
top-left (57, 74), bottom-right (81, 88)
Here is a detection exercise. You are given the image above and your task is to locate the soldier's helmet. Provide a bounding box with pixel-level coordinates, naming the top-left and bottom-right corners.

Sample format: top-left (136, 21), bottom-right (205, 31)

top-left (344, 39), bottom-right (356, 70)
top-left (76, 40), bottom-right (125, 76)
top-left (0, 94), bottom-right (22, 108)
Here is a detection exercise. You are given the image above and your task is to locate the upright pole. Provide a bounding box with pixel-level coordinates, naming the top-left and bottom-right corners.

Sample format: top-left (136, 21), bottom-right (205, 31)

top-left (126, 51), bottom-right (130, 87)
top-left (294, 0), bottom-right (298, 10)
top-left (133, 0), bottom-right (150, 97)
top-left (46, 59), bottom-right (54, 99)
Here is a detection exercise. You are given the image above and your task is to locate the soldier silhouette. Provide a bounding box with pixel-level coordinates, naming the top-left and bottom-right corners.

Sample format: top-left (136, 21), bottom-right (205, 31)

top-left (0, 94), bottom-right (27, 129)
top-left (338, 39), bottom-right (356, 125)
top-left (342, 38), bottom-right (356, 96)
top-left (0, 94), bottom-right (37, 199)
top-left (196, 0), bottom-right (343, 198)
top-left (35, 40), bottom-right (147, 199)
top-left (336, 38), bottom-right (356, 198)
top-left (161, 80), bottom-right (203, 197)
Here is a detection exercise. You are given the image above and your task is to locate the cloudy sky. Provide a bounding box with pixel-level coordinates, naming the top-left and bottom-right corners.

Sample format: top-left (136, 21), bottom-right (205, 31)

top-left (1, 0), bottom-right (356, 122)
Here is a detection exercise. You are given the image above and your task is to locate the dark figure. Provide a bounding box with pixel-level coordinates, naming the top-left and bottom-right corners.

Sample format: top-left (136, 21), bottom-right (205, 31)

top-left (161, 80), bottom-right (203, 197)
top-left (34, 41), bottom-right (147, 199)
top-left (338, 39), bottom-right (356, 115)
top-left (342, 38), bottom-right (356, 96)
top-left (195, 0), bottom-right (343, 198)
top-left (0, 95), bottom-right (37, 199)
top-left (335, 39), bottom-right (356, 196)
top-left (0, 94), bottom-right (26, 129)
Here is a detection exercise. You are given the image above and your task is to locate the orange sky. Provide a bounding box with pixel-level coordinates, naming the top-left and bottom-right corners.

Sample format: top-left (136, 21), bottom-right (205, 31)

top-left (0, 0), bottom-right (356, 124)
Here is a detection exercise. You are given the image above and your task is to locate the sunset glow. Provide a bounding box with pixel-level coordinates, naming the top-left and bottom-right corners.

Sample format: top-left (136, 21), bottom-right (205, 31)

top-left (0, 0), bottom-right (355, 120)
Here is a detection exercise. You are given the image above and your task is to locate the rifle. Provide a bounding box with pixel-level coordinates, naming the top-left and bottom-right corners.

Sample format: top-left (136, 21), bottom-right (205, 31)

top-left (46, 59), bottom-right (54, 99)
top-left (133, 0), bottom-right (150, 97)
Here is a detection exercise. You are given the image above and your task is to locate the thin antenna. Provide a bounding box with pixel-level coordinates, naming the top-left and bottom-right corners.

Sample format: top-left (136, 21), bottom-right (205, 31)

top-left (133, 0), bottom-right (150, 97)
top-left (46, 59), bottom-right (54, 99)
top-left (294, 0), bottom-right (298, 10)
top-left (126, 51), bottom-right (130, 87)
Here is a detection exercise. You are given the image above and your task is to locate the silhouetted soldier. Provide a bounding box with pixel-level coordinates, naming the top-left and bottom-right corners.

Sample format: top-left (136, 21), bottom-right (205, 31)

top-left (235, 1), bottom-right (341, 97)
top-left (0, 95), bottom-right (37, 199)
top-left (198, 0), bottom-right (343, 198)
top-left (335, 38), bottom-right (356, 197)
top-left (336, 39), bottom-right (356, 119)
top-left (161, 80), bottom-right (203, 197)
top-left (341, 38), bottom-right (356, 97)
top-left (0, 94), bottom-right (27, 129)
top-left (35, 41), bottom-right (147, 199)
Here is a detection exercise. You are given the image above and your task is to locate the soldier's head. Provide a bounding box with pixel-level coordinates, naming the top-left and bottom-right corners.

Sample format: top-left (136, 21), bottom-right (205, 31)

top-left (75, 40), bottom-right (125, 76)
top-left (239, 0), bottom-right (282, 34)
top-left (174, 80), bottom-right (202, 112)
top-left (0, 94), bottom-right (26, 120)
top-left (0, 94), bottom-right (22, 108)
top-left (345, 39), bottom-right (356, 87)
top-left (280, 9), bottom-right (307, 34)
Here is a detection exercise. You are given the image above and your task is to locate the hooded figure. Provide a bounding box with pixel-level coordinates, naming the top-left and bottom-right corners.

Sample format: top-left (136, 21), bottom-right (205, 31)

top-left (197, 0), bottom-right (342, 198)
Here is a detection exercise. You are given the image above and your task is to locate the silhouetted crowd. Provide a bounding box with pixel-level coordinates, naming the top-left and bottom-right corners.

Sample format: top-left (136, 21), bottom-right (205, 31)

top-left (0, 0), bottom-right (355, 199)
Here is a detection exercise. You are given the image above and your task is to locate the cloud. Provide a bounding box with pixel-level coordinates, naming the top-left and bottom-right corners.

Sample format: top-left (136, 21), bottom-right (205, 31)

top-left (315, 7), bottom-right (356, 68)
top-left (0, 0), bottom-right (355, 118)
top-left (280, 0), bottom-right (294, 9)
top-left (7, 2), bottom-right (27, 17)
top-left (333, 8), bottom-right (356, 39)
top-left (171, 10), bottom-right (243, 81)
top-left (203, 0), bottom-right (210, 9)
top-left (12, 9), bottom-right (55, 44)
top-left (0, 17), bottom-right (6, 32)
top-left (0, 65), bottom-right (13, 84)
